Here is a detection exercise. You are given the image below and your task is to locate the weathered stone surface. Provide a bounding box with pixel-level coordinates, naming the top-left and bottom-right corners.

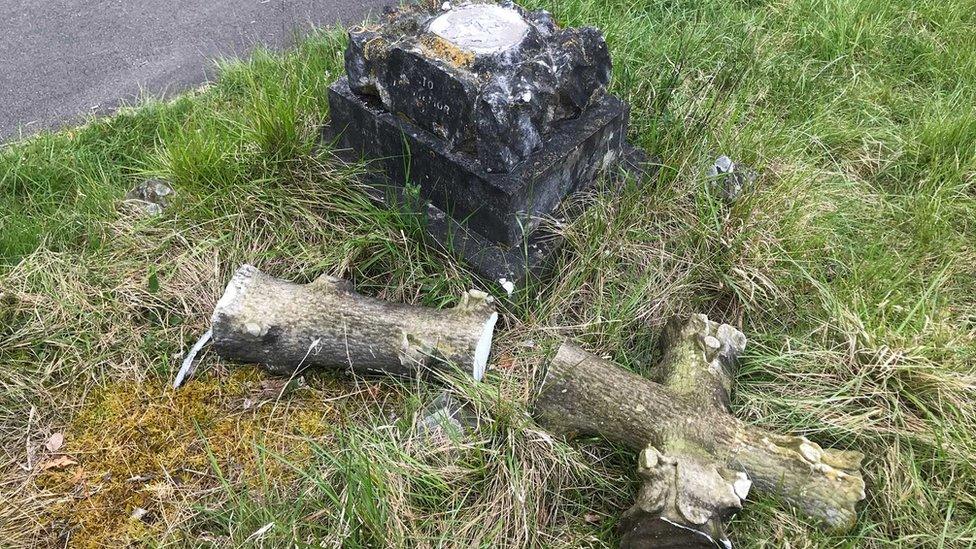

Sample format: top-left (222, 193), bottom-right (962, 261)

top-left (327, 77), bottom-right (627, 247)
top-left (344, 1), bottom-right (613, 173)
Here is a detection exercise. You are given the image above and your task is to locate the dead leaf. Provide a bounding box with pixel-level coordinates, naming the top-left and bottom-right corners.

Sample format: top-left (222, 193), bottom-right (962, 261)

top-left (39, 456), bottom-right (77, 471)
top-left (46, 432), bottom-right (65, 452)
top-left (496, 353), bottom-right (516, 370)
top-left (364, 383), bottom-right (381, 399)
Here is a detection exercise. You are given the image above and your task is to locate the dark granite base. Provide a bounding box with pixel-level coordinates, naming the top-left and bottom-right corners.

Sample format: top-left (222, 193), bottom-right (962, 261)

top-left (324, 77), bottom-right (651, 290)
top-left (325, 77), bottom-right (629, 247)
top-left (330, 139), bottom-right (652, 290)
top-left (359, 183), bottom-right (560, 287)
top-left (407, 143), bottom-right (652, 289)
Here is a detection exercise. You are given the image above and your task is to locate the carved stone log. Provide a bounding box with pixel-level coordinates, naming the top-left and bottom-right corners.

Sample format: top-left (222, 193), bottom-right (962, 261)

top-left (533, 315), bottom-right (865, 546)
top-left (211, 265), bottom-right (498, 378)
top-left (619, 316), bottom-right (751, 547)
top-left (621, 444), bottom-right (750, 548)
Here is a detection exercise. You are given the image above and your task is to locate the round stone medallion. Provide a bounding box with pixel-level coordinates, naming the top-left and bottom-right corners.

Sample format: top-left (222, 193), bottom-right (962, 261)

top-left (428, 4), bottom-right (530, 55)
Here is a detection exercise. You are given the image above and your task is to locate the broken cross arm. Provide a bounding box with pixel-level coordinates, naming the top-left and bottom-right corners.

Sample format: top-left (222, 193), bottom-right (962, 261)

top-left (210, 265), bottom-right (499, 379)
top-left (533, 315), bottom-right (865, 546)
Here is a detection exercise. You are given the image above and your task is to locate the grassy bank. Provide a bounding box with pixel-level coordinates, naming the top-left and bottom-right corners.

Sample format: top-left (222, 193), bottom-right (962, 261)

top-left (2, 0), bottom-right (975, 546)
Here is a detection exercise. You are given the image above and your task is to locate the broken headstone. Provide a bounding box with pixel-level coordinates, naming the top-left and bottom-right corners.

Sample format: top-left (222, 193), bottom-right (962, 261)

top-left (327, 1), bottom-right (643, 286)
top-left (705, 155), bottom-right (755, 204)
top-left (210, 265), bottom-right (498, 378)
top-left (533, 316), bottom-right (866, 546)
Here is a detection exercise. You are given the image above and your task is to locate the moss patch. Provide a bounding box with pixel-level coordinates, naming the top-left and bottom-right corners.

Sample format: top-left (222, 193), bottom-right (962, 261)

top-left (35, 367), bottom-right (337, 547)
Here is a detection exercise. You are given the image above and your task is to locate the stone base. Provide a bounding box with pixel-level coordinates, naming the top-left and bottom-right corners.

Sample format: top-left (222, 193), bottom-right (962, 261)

top-left (326, 77), bottom-right (629, 247)
top-left (324, 77), bottom-right (649, 290)
top-left (338, 142), bottom-right (651, 292)
top-left (417, 143), bottom-right (650, 289)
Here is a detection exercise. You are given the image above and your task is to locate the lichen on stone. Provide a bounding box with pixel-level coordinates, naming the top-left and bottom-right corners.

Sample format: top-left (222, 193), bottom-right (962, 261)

top-left (419, 34), bottom-right (475, 68)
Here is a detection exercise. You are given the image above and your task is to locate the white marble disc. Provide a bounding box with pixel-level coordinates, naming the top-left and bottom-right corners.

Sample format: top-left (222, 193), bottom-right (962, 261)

top-left (428, 4), bottom-right (529, 55)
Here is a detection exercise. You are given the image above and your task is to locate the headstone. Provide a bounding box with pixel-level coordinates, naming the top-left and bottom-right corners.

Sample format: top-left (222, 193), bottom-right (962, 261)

top-left (327, 1), bottom-right (644, 287)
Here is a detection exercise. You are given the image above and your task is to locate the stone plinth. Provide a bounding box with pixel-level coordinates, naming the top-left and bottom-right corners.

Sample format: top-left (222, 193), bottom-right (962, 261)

top-left (327, 77), bottom-right (628, 247)
top-left (326, 1), bottom-right (644, 287)
top-left (345, 1), bottom-right (612, 173)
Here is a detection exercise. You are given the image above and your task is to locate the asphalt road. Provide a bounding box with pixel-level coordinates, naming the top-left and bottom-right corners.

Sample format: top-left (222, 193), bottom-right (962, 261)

top-left (0, 0), bottom-right (388, 142)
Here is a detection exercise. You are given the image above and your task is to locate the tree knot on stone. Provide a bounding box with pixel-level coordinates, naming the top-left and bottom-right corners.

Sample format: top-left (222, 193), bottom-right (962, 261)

top-left (398, 330), bottom-right (442, 368)
top-left (631, 444), bottom-right (751, 525)
top-left (310, 273), bottom-right (355, 294)
top-left (456, 289), bottom-right (494, 315)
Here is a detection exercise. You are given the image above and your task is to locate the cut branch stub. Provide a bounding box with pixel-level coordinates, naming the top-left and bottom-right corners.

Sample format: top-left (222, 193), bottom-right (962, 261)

top-left (533, 314), bottom-right (865, 543)
top-left (211, 265), bottom-right (498, 378)
top-left (620, 444), bottom-right (750, 548)
top-left (653, 314), bottom-right (747, 412)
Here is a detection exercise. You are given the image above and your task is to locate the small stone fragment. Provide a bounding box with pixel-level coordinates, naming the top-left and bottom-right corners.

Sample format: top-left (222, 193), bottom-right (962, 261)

top-left (498, 278), bottom-right (515, 296)
top-left (45, 432), bottom-right (64, 453)
top-left (705, 155), bottom-right (755, 204)
top-left (416, 391), bottom-right (478, 439)
top-left (122, 178), bottom-right (174, 215)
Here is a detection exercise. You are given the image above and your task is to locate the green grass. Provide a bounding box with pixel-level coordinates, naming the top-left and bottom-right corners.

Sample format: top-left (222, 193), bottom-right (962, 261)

top-left (2, 0), bottom-right (975, 546)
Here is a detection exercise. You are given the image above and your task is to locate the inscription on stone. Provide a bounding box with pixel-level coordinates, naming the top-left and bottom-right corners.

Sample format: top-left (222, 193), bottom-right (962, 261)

top-left (387, 48), bottom-right (475, 144)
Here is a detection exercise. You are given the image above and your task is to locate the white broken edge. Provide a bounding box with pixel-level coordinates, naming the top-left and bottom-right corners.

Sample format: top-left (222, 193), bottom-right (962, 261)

top-left (498, 278), bottom-right (515, 296)
top-left (173, 328), bottom-right (213, 389)
top-left (660, 517), bottom-right (732, 549)
top-left (174, 265), bottom-right (255, 389)
top-left (472, 312), bottom-right (498, 382)
top-left (212, 264), bottom-right (256, 323)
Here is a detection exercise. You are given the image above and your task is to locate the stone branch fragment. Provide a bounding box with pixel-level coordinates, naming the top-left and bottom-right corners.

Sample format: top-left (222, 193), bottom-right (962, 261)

top-left (211, 265), bottom-right (498, 378)
top-left (652, 314), bottom-right (747, 413)
top-left (621, 444), bottom-right (750, 548)
top-left (533, 316), bottom-right (865, 544)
